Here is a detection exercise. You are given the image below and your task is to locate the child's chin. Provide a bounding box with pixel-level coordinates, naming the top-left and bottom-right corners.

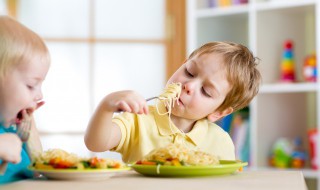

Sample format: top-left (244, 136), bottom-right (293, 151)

top-left (2, 120), bottom-right (12, 128)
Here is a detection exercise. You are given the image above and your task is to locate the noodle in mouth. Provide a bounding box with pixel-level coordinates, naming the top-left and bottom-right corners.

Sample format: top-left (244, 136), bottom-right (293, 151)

top-left (155, 82), bottom-right (186, 137)
top-left (156, 82), bottom-right (182, 115)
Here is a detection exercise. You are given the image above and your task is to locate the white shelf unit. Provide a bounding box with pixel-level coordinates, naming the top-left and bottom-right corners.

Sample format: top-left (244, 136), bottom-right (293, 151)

top-left (187, 0), bottom-right (320, 189)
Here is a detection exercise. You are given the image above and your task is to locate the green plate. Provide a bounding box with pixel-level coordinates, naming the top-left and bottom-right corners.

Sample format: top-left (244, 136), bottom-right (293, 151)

top-left (131, 160), bottom-right (247, 177)
top-left (28, 166), bottom-right (131, 180)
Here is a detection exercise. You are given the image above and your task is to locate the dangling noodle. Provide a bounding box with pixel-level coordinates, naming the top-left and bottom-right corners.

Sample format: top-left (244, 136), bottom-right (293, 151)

top-left (155, 82), bottom-right (184, 140)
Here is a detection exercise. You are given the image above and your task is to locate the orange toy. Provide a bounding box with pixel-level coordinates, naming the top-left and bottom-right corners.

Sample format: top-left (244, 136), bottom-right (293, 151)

top-left (303, 53), bottom-right (317, 82)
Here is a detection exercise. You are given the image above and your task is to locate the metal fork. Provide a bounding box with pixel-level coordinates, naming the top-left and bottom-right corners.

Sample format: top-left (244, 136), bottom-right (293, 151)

top-left (146, 97), bottom-right (158, 102)
top-left (0, 119), bottom-right (31, 175)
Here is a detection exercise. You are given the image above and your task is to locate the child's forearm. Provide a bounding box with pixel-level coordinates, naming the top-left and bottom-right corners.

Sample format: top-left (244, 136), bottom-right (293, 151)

top-left (85, 104), bottom-right (121, 152)
top-left (0, 134), bottom-right (22, 163)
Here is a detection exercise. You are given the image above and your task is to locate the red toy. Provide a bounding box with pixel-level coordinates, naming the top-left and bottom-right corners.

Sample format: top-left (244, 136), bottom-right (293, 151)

top-left (308, 129), bottom-right (318, 170)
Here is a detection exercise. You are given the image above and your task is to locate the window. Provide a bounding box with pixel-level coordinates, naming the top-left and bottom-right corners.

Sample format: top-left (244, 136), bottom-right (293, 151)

top-left (2, 0), bottom-right (186, 159)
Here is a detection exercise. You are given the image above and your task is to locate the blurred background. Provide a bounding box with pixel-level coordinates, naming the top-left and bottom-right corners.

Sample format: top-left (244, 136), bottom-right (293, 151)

top-left (1, 0), bottom-right (320, 189)
top-left (0, 0), bottom-right (186, 160)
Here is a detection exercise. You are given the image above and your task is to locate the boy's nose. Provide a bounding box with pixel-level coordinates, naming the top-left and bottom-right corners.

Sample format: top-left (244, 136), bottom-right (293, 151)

top-left (183, 83), bottom-right (194, 95)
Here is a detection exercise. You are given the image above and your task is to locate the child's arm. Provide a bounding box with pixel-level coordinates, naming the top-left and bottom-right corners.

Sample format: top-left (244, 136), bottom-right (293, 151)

top-left (85, 90), bottom-right (148, 152)
top-left (0, 133), bottom-right (22, 163)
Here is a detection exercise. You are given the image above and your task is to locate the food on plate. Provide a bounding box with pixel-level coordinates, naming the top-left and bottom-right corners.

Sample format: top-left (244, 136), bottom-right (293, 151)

top-left (32, 149), bottom-right (125, 170)
top-left (135, 143), bottom-right (219, 166)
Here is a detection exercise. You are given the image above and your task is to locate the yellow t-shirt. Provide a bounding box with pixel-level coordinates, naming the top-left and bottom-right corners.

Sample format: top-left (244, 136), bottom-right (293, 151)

top-left (112, 103), bottom-right (235, 163)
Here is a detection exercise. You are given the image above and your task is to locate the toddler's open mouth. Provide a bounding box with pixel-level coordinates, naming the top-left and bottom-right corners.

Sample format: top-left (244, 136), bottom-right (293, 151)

top-left (15, 108), bottom-right (32, 125)
top-left (15, 110), bottom-right (23, 125)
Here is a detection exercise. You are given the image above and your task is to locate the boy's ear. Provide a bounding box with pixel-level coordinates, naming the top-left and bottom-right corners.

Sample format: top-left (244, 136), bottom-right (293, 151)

top-left (207, 107), bottom-right (233, 122)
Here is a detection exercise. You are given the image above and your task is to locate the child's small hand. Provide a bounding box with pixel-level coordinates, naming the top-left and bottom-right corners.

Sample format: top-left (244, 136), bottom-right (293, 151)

top-left (103, 91), bottom-right (149, 114)
top-left (0, 133), bottom-right (22, 163)
top-left (26, 101), bottom-right (45, 115)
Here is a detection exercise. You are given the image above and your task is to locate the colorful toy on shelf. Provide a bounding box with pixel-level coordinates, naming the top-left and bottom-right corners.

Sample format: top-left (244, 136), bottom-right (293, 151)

top-left (308, 129), bottom-right (318, 170)
top-left (218, 0), bottom-right (232, 7)
top-left (280, 40), bottom-right (296, 82)
top-left (269, 137), bottom-right (306, 169)
top-left (232, 0), bottom-right (248, 4)
top-left (208, 0), bottom-right (248, 7)
top-left (269, 138), bottom-right (293, 168)
top-left (230, 108), bottom-right (250, 162)
top-left (290, 137), bottom-right (307, 168)
top-left (303, 53), bottom-right (317, 82)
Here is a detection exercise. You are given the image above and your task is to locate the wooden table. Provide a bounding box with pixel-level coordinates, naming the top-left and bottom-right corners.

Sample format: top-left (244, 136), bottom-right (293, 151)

top-left (1, 170), bottom-right (307, 190)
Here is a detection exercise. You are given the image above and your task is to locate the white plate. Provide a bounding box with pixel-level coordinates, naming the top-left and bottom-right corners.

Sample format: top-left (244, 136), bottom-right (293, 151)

top-left (29, 167), bottom-right (131, 180)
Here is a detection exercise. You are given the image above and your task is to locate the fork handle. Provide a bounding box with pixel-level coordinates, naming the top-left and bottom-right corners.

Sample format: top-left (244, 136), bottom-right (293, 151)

top-left (146, 97), bottom-right (157, 101)
top-left (0, 161), bottom-right (8, 175)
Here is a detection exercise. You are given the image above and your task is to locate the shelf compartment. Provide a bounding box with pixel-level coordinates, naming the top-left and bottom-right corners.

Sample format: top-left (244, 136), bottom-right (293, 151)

top-left (255, 92), bottom-right (316, 168)
top-left (197, 13), bottom-right (249, 47)
top-left (256, 4), bottom-right (315, 83)
top-left (255, 0), bottom-right (317, 12)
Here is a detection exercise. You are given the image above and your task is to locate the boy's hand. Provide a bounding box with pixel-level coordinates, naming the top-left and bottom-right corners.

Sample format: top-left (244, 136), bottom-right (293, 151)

top-left (103, 91), bottom-right (149, 114)
top-left (0, 133), bottom-right (22, 163)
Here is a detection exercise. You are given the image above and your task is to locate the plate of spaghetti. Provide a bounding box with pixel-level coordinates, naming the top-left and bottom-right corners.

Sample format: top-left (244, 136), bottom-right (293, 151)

top-left (29, 149), bottom-right (130, 180)
top-left (131, 143), bottom-right (247, 177)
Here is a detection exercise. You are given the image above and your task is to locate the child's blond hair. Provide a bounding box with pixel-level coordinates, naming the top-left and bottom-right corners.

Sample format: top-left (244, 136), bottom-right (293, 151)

top-left (188, 41), bottom-right (261, 112)
top-left (0, 16), bottom-right (50, 77)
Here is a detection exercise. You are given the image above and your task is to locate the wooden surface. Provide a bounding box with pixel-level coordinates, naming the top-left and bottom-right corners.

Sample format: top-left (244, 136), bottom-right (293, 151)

top-left (1, 170), bottom-right (307, 190)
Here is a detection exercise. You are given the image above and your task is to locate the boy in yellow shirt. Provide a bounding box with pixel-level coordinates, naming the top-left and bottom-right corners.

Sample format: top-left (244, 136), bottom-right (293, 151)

top-left (85, 41), bottom-right (261, 163)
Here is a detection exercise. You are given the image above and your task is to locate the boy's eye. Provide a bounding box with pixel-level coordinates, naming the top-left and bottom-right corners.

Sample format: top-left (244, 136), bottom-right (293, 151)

top-left (27, 85), bottom-right (34, 90)
top-left (184, 68), bottom-right (194, 77)
top-left (201, 87), bottom-right (211, 98)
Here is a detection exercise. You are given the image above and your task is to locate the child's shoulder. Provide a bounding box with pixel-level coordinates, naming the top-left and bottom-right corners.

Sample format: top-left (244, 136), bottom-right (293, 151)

top-left (0, 125), bottom-right (16, 133)
top-left (206, 120), bottom-right (229, 133)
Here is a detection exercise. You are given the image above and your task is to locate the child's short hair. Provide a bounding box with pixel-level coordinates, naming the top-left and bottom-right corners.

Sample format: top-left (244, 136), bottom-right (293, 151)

top-left (0, 16), bottom-right (50, 77)
top-left (188, 41), bottom-right (261, 112)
